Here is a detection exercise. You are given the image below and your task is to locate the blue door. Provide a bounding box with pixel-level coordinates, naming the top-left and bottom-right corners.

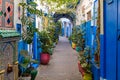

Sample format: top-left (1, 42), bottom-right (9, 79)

top-left (118, 0), bottom-right (120, 79)
top-left (104, 0), bottom-right (120, 80)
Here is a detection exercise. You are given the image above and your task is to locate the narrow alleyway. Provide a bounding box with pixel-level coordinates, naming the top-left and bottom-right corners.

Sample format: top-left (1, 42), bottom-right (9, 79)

top-left (36, 36), bottom-right (82, 80)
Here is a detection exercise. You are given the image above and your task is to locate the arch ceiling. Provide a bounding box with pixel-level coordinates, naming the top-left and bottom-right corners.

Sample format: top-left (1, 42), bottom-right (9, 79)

top-left (53, 12), bottom-right (75, 23)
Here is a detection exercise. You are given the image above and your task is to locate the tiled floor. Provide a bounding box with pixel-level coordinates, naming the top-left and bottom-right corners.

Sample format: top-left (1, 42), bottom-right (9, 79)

top-left (35, 36), bottom-right (83, 80)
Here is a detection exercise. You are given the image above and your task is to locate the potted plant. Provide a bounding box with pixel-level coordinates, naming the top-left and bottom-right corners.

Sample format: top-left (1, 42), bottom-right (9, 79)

top-left (71, 33), bottom-right (77, 49)
top-left (77, 60), bottom-right (85, 77)
top-left (78, 50), bottom-right (88, 77)
top-left (46, 25), bottom-right (56, 49)
top-left (78, 46), bottom-right (93, 80)
top-left (83, 64), bottom-right (92, 80)
top-left (83, 73), bottom-right (92, 80)
top-left (50, 21), bottom-right (61, 45)
top-left (19, 50), bottom-right (38, 80)
top-left (71, 26), bottom-right (78, 49)
top-left (55, 21), bottom-right (62, 41)
top-left (76, 26), bottom-right (85, 52)
top-left (38, 30), bottom-right (51, 65)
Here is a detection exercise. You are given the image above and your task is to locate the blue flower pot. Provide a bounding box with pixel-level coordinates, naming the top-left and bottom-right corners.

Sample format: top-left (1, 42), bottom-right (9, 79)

top-left (76, 47), bottom-right (81, 52)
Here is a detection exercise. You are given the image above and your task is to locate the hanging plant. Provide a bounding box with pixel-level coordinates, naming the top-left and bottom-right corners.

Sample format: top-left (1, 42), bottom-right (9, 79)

top-left (40, 0), bottom-right (79, 14)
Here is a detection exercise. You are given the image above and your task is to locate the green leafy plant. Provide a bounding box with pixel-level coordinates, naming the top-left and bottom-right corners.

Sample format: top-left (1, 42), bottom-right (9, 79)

top-left (71, 26), bottom-right (78, 44)
top-left (46, 26), bottom-right (56, 51)
top-left (83, 73), bottom-right (92, 80)
top-left (54, 21), bottom-right (62, 43)
top-left (40, 0), bottom-right (79, 13)
top-left (68, 35), bottom-right (72, 41)
top-left (47, 24), bottom-right (56, 43)
top-left (78, 46), bottom-right (92, 74)
top-left (76, 26), bottom-right (85, 51)
top-left (19, 50), bottom-right (38, 69)
top-left (19, 1), bottom-right (43, 44)
top-left (19, 50), bottom-right (38, 79)
top-left (38, 30), bottom-right (52, 53)
top-left (47, 21), bottom-right (62, 43)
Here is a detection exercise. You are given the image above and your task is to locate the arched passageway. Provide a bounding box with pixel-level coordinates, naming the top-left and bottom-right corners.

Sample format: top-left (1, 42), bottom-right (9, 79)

top-left (53, 13), bottom-right (75, 24)
top-left (59, 18), bottom-right (73, 37)
top-left (53, 12), bottom-right (75, 37)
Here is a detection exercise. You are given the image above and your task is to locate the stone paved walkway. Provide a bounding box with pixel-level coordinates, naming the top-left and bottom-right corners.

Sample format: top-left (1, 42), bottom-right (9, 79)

top-left (35, 36), bottom-right (83, 80)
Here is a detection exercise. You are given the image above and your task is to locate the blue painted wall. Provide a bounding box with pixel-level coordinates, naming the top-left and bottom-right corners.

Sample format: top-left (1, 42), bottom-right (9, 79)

top-left (61, 23), bottom-right (72, 37)
top-left (91, 62), bottom-right (100, 80)
top-left (91, 26), bottom-right (97, 61)
top-left (85, 21), bottom-right (100, 80)
top-left (85, 21), bottom-right (91, 47)
top-left (100, 35), bottom-right (105, 79)
top-left (78, 20), bottom-right (100, 80)
top-left (16, 24), bottom-right (28, 63)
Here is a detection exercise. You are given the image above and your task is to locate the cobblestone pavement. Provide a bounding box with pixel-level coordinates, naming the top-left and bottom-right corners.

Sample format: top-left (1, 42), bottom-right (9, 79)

top-left (35, 36), bottom-right (83, 80)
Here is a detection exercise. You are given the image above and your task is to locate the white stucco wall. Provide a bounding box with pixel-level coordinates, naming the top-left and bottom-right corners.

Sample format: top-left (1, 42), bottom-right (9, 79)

top-left (35, 0), bottom-right (50, 31)
top-left (35, 0), bottom-right (43, 31)
top-left (36, 16), bottom-right (43, 31)
top-left (14, 0), bottom-right (43, 31)
top-left (76, 1), bottom-right (82, 25)
top-left (84, 0), bottom-right (93, 20)
top-left (14, 0), bottom-right (24, 28)
top-left (76, 0), bottom-right (94, 25)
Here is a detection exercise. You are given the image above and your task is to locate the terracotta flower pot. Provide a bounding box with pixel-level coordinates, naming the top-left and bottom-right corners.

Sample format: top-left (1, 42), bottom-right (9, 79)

top-left (78, 61), bottom-right (85, 77)
top-left (40, 53), bottom-right (50, 65)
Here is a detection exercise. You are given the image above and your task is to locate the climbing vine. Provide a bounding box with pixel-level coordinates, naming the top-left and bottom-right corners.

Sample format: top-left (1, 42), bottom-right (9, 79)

top-left (40, 0), bottom-right (79, 13)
